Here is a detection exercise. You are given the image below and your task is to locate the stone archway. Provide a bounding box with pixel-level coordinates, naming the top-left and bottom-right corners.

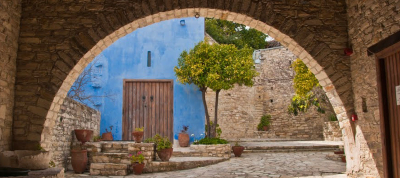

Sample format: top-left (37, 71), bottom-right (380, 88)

top-left (14, 0), bottom-right (354, 173)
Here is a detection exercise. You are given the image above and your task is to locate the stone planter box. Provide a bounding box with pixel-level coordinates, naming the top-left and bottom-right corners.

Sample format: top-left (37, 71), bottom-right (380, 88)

top-left (0, 150), bottom-right (52, 170)
top-left (190, 144), bottom-right (231, 158)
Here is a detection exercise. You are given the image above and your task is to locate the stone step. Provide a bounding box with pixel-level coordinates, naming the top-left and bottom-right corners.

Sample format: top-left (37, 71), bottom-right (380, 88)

top-left (90, 163), bottom-right (129, 176)
top-left (143, 157), bottom-right (227, 173)
top-left (243, 145), bottom-right (340, 152)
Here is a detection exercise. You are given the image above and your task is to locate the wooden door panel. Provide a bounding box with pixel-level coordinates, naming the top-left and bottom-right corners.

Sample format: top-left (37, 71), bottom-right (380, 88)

top-left (378, 47), bottom-right (400, 178)
top-left (123, 80), bottom-right (173, 141)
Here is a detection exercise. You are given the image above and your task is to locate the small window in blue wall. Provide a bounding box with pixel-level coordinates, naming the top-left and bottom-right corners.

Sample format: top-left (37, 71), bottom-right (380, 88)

top-left (147, 51), bottom-right (151, 67)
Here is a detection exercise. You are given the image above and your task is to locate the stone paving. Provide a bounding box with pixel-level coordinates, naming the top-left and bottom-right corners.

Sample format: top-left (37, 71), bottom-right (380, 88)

top-left (65, 151), bottom-right (346, 178)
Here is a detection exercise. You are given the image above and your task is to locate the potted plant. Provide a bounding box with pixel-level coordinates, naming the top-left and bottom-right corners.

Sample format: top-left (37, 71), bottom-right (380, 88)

top-left (178, 125), bottom-right (190, 147)
top-left (70, 145), bottom-right (88, 174)
top-left (129, 151), bottom-right (145, 175)
top-left (232, 141), bottom-right (245, 157)
top-left (132, 127), bottom-right (144, 143)
top-left (74, 129), bottom-right (93, 144)
top-left (93, 135), bottom-right (102, 142)
top-left (102, 126), bottom-right (113, 141)
top-left (145, 134), bottom-right (173, 161)
top-left (257, 115), bottom-right (271, 131)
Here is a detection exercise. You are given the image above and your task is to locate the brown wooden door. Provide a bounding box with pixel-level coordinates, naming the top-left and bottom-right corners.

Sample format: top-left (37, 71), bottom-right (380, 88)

top-left (122, 79), bottom-right (173, 142)
top-left (376, 42), bottom-right (400, 178)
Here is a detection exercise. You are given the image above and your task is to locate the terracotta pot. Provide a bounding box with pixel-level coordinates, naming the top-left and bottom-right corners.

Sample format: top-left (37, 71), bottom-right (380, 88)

top-left (341, 155), bottom-right (346, 163)
top-left (132, 131), bottom-right (144, 143)
top-left (334, 151), bottom-right (344, 154)
top-left (71, 150), bottom-right (88, 174)
top-left (102, 132), bottom-right (113, 141)
top-left (131, 163), bottom-right (145, 175)
top-left (178, 133), bottom-right (190, 147)
top-left (262, 126), bottom-right (269, 131)
top-left (157, 148), bottom-right (173, 161)
top-left (74, 129), bottom-right (93, 144)
top-left (232, 146), bottom-right (245, 157)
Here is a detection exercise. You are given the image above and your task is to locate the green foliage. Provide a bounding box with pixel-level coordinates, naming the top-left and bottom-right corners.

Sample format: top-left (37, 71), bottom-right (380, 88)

top-left (257, 115), bottom-right (271, 130)
top-left (130, 151), bottom-right (145, 164)
top-left (288, 93), bottom-right (325, 116)
top-left (93, 135), bottom-right (102, 142)
top-left (49, 161), bottom-right (56, 168)
top-left (135, 127), bottom-right (144, 132)
top-left (234, 141), bottom-right (241, 146)
top-left (193, 138), bottom-right (228, 145)
top-left (288, 59), bottom-right (325, 116)
top-left (174, 40), bottom-right (258, 91)
top-left (37, 144), bottom-right (46, 151)
top-left (329, 114), bottom-right (338, 121)
top-left (292, 59), bottom-right (319, 96)
top-left (175, 40), bottom-right (258, 138)
top-left (205, 121), bottom-right (222, 138)
top-left (205, 18), bottom-right (268, 49)
top-left (144, 134), bottom-right (172, 151)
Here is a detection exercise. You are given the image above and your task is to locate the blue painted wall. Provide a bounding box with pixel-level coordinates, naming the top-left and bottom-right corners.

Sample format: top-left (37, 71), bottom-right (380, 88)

top-left (70, 18), bottom-right (206, 142)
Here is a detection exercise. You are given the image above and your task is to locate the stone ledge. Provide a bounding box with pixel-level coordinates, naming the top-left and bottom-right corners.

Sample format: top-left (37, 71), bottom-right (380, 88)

top-left (188, 144), bottom-right (231, 158)
top-left (143, 157), bottom-right (228, 173)
top-left (90, 163), bottom-right (128, 176)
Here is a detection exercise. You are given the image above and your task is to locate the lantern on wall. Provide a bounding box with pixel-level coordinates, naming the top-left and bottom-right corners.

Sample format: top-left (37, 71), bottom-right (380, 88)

top-left (351, 114), bottom-right (358, 121)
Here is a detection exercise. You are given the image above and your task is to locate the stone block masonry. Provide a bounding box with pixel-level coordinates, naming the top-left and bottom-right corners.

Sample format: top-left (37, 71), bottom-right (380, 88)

top-left (206, 47), bottom-right (329, 140)
top-left (346, 0), bottom-right (400, 177)
top-left (0, 0), bottom-right (21, 152)
top-left (51, 97), bottom-right (100, 168)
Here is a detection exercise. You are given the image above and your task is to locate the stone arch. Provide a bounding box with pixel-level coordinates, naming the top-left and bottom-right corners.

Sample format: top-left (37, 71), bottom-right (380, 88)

top-left (14, 1), bottom-right (354, 172)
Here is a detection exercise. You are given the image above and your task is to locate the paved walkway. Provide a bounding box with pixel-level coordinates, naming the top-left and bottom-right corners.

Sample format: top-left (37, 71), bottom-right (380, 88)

top-left (66, 151), bottom-right (346, 178)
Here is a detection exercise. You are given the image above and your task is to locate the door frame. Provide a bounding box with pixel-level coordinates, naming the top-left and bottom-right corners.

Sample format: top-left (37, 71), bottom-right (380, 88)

top-left (374, 40), bottom-right (400, 178)
top-left (122, 79), bottom-right (174, 141)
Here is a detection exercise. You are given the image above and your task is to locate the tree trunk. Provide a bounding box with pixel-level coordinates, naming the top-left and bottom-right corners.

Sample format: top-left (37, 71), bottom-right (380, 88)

top-left (201, 87), bottom-right (211, 138)
top-left (211, 90), bottom-right (220, 138)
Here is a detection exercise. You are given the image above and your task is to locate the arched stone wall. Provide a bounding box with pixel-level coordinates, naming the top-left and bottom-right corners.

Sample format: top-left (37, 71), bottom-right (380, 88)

top-left (14, 0), bottom-right (355, 172)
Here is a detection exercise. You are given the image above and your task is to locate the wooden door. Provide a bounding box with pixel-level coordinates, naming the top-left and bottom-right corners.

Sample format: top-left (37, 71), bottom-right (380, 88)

top-left (376, 42), bottom-right (400, 178)
top-left (122, 79), bottom-right (173, 142)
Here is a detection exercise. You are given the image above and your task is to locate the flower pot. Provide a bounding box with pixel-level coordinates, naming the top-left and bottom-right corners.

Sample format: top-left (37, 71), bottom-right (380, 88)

top-left (232, 146), bottom-right (245, 157)
top-left (74, 129), bottom-right (93, 144)
top-left (132, 131), bottom-right (144, 143)
top-left (71, 150), bottom-right (88, 174)
top-left (131, 163), bottom-right (145, 175)
top-left (178, 133), bottom-right (190, 147)
top-left (334, 151), bottom-right (344, 155)
top-left (101, 132), bottom-right (113, 141)
top-left (157, 148), bottom-right (173, 161)
top-left (262, 126), bottom-right (269, 131)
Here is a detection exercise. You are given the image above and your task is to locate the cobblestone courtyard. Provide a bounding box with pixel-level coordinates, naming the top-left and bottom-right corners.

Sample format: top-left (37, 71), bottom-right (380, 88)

top-left (66, 151), bottom-right (346, 178)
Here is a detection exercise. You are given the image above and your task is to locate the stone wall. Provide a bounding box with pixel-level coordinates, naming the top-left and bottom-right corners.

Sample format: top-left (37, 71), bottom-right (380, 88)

top-left (346, 1), bottom-right (400, 177)
top-left (51, 97), bottom-right (100, 168)
top-left (206, 47), bottom-right (328, 140)
top-left (323, 121), bottom-right (342, 141)
top-left (0, 0), bottom-right (21, 152)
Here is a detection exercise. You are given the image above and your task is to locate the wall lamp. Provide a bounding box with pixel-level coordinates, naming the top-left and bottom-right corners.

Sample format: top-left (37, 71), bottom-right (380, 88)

top-left (195, 12), bottom-right (200, 18)
top-left (180, 20), bottom-right (185, 26)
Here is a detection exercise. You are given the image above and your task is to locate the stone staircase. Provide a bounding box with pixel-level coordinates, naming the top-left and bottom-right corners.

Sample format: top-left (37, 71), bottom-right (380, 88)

top-left (85, 141), bottom-right (230, 176)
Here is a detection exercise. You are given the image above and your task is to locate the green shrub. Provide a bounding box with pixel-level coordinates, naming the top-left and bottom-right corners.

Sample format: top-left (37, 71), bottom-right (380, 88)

top-left (193, 138), bottom-right (228, 145)
top-left (257, 115), bottom-right (271, 131)
top-left (329, 114), bottom-right (338, 121)
top-left (144, 134), bottom-right (172, 151)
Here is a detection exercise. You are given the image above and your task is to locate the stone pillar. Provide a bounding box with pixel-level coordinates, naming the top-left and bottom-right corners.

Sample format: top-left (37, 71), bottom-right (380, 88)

top-left (0, 0), bottom-right (21, 152)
